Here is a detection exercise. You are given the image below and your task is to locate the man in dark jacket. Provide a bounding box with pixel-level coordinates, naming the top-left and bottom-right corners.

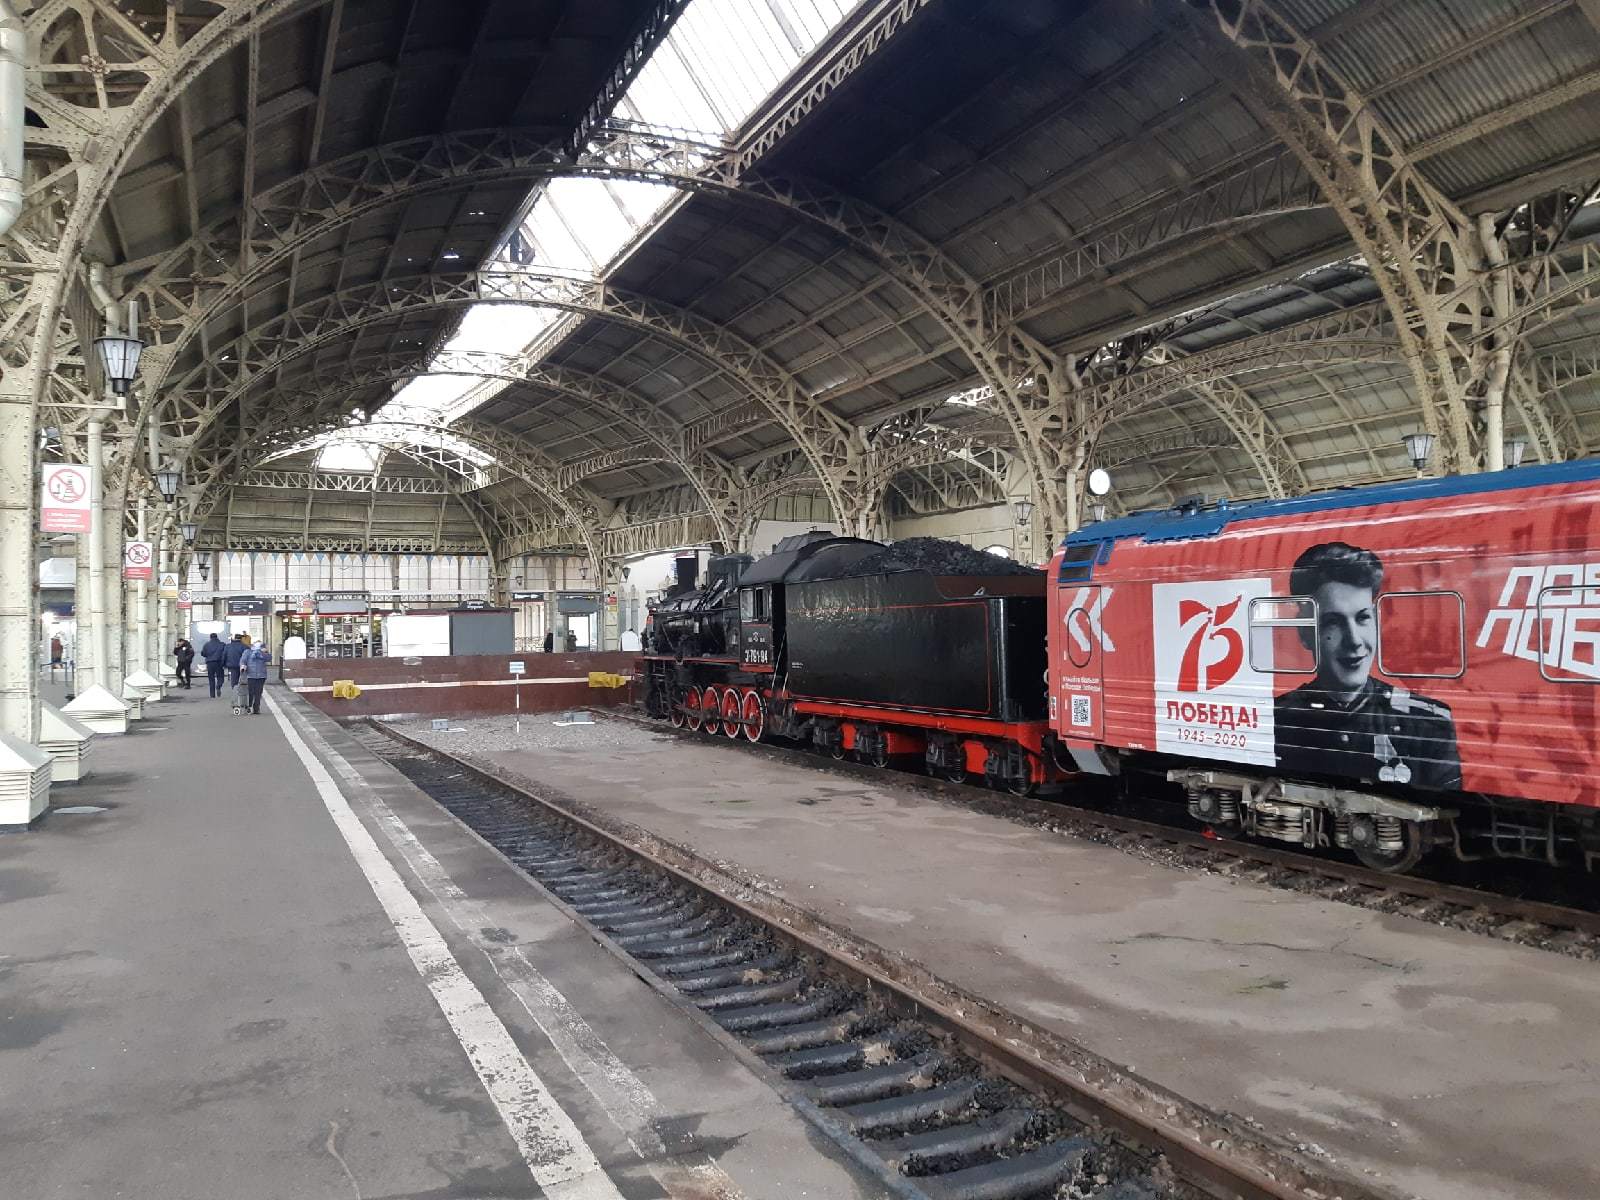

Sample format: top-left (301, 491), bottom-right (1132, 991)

top-left (222, 633), bottom-right (249, 692)
top-left (200, 632), bottom-right (228, 697)
top-left (172, 638), bottom-right (195, 689)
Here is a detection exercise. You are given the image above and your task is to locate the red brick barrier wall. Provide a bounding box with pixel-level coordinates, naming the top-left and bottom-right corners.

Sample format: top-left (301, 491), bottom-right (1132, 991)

top-left (282, 652), bottom-right (639, 720)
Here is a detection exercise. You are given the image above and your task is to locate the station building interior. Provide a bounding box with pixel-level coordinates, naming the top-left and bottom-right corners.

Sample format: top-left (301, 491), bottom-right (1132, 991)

top-left (4, 2), bottom-right (1600, 1199)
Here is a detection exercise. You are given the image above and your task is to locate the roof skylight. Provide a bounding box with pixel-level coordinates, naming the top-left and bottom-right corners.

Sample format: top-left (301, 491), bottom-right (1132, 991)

top-left (321, 0), bottom-right (866, 454)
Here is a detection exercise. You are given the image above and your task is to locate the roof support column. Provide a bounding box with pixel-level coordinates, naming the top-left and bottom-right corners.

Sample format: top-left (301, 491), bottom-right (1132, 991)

top-left (0, 352), bottom-right (47, 812)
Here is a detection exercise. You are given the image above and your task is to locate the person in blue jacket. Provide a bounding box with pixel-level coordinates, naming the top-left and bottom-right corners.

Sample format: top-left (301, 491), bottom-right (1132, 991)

top-left (242, 641), bottom-right (272, 715)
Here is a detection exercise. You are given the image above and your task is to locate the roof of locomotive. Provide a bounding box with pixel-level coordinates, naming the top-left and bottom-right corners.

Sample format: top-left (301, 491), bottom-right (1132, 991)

top-left (737, 536), bottom-right (883, 587)
top-left (1065, 458), bottom-right (1600, 548)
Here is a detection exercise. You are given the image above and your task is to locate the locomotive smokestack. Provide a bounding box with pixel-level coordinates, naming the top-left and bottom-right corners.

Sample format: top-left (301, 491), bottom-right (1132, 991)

top-left (675, 556), bottom-right (698, 594)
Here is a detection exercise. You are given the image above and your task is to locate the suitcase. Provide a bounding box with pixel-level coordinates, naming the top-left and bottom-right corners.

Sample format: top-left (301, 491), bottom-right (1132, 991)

top-left (232, 680), bottom-right (248, 715)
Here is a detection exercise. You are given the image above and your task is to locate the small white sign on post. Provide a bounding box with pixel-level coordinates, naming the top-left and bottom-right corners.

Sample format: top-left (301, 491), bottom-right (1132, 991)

top-left (509, 660), bottom-right (526, 732)
top-left (41, 464), bottom-right (92, 533)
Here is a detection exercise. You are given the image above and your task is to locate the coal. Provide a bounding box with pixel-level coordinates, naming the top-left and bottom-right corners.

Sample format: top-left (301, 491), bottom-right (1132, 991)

top-left (837, 537), bottom-right (1042, 579)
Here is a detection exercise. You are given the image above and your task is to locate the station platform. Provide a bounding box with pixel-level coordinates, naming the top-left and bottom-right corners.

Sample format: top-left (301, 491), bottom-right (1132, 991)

top-left (394, 713), bottom-right (1600, 1200)
top-left (0, 687), bottom-right (888, 1200)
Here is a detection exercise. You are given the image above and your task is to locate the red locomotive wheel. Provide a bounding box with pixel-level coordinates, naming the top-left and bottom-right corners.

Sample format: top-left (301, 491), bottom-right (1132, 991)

top-left (721, 689), bottom-right (741, 738)
top-left (700, 686), bottom-right (721, 734)
top-left (740, 690), bottom-right (765, 743)
top-left (669, 689), bottom-right (686, 729)
top-left (684, 687), bottom-right (705, 733)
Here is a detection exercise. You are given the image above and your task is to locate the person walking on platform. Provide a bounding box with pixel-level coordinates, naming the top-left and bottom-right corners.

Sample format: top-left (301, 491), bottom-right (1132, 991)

top-left (172, 637), bottom-right (195, 689)
top-left (223, 632), bottom-right (248, 691)
top-left (242, 640), bottom-right (272, 715)
top-left (542, 630), bottom-right (553, 653)
top-left (201, 632), bottom-right (227, 697)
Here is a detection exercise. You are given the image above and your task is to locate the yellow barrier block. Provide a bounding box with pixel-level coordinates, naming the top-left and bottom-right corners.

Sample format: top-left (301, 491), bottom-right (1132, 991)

top-left (331, 679), bottom-right (363, 700)
top-left (587, 671), bottom-right (629, 689)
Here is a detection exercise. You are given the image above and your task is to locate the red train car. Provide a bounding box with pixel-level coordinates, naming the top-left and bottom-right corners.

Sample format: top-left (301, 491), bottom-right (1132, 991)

top-left (1047, 461), bottom-right (1600, 871)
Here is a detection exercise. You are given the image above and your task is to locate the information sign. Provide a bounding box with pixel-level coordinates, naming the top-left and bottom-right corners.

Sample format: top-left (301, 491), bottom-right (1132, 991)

top-left (41, 464), bottom-right (92, 533)
top-left (122, 540), bottom-right (153, 581)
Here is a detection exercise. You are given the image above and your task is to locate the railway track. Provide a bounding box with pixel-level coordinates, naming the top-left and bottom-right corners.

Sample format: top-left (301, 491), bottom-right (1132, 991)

top-left (612, 708), bottom-right (1600, 963)
top-left (360, 720), bottom-right (1392, 1200)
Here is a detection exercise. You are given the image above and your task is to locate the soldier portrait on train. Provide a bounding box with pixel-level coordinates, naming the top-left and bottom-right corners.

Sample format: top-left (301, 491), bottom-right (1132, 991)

top-left (1273, 541), bottom-right (1462, 789)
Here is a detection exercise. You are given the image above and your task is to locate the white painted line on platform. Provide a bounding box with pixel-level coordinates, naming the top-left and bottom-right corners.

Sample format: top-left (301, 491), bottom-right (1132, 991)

top-left (294, 720), bottom-right (747, 1200)
top-left (265, 692), bottom-right (626, 1200)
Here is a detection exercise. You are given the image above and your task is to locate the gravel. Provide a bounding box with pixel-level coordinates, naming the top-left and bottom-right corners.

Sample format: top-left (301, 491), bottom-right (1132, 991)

top-left (393, 711), bottom-right (652, 755)
top-left (838, 537), bottom-right (1042, 578)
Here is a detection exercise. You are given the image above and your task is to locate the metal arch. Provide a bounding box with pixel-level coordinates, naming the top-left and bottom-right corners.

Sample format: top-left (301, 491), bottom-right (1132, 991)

top-left (190, 415), bottom-right (608, 570)
top-left (10, 0), bottom-right (320, 408)
top-left (1191, 0), bottom-right (1484, 472)
top-left (159, 267), bottom-right (862, 521)
top-left (1111, 345), bottom-right (1308, 499)
top-left (119, 118), bottom-right (1062, 545)
top-left (181, 349), bottom-right (745, 545)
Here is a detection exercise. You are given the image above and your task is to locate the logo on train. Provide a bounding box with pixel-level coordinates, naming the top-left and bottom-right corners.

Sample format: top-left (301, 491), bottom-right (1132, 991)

top-left (1476, 563), bottom-right (1600, 680)
top-left (1153, 579), bottom-right (1275, 768)
top-left (1176, 596), bottom-right (1244, 693)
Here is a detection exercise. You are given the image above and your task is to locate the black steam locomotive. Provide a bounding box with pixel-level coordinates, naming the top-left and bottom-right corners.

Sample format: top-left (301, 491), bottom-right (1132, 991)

top-left (639, 532), bottom-right (1062, 792)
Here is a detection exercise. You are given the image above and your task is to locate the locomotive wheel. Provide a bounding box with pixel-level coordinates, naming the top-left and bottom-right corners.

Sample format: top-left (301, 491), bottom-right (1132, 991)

top-left (740, 691), bottom-right (765, 743)
top-left (721, 689), bottom-right (742, 739)
top-left (1005, 774), bottom-right (1036, 797)
top-left (668, 690), bottom-right (686, 729)
top-left (1352, 820), bottom-right (1428, 873)
top-left (701, 687), bottom-right (721, 735)
top-left (684, 687), bottom-right (705, 733)
top-left (867, 741), bottom-right (890, 769)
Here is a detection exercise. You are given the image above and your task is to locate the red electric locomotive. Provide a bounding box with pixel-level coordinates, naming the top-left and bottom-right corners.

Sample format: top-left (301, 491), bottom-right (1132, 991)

top-left (1048, 460), bottom-right (1600, 871)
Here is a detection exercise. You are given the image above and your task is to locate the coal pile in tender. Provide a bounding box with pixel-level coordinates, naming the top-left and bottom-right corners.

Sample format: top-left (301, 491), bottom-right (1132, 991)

top-left (840, 537), bottom-right (1043, 578)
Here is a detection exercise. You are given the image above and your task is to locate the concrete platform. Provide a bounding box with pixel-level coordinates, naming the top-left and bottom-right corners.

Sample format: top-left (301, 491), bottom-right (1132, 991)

top-left (0, 687), bottom-right (890, 1200)
top-left (397, 713), bottom-right (1600, 1200)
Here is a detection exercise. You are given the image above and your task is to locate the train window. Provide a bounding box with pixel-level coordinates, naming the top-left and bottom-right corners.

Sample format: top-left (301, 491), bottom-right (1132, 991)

top-left (740, 587), bottom-right (768, 623)
top-left (1247, 596), bottom-right (1318, 674)
top-left (1378, 592), bottom-right (1465, 679)
top-left (1535, 586), bottom-right (1600, 684)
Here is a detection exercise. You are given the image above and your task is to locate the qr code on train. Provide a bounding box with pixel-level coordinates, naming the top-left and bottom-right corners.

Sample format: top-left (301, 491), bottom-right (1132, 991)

top-left (1070, 694), bottom-right (1092, 727)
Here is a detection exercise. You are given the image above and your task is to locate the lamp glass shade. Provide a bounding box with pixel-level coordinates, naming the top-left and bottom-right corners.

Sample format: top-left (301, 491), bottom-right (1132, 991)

top-left (154, 466), bottom-right (183, 500)
top-left (1012, 498), bottom-right (1034, 526)
top-left (1090, 503), bottom-right (1108, 523)
top-left (93, 335), bottom-right (146, 396)
top-left (179, 521), bottom-right (198, 543)
top-left (1402, 431), bottom-right (1436, 467)
top-left (196, 550), bottom-right (211, 569)
top-left (1503, 438), bottom-right (1528, 469)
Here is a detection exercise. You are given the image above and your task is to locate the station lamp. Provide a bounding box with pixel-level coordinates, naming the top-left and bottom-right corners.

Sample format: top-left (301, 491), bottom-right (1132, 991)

top-left (93, 331), bottom-right (147, 397)
top-left (1090, 502), bottom-right (1108, 523)
top-left (154, 463), bottom-right (183, 502)
top-left (1012, 497), bottom-right (1034, 527)
top-left (1504, 438), bottom-right (1529, 470)
top-left (196, 550), bottom-right (211, 582)
top-left (179, 520), bottom-right (198, 545)
top-left (1402, 431), bottom-right (1436, 473)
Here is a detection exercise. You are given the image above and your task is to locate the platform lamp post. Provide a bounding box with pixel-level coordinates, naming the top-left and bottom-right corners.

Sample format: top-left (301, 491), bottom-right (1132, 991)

top-left (1504, 438), bottom-right (1529, 470)
top-left (1011, 496), bottom-right (1034, 562)
top-left (1402, 432), bottom-right (1436, 477)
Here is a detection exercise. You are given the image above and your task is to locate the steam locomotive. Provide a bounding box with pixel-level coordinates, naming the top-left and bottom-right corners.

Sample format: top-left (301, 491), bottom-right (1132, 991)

top-left (640, 460), bottom-right (1600, 874)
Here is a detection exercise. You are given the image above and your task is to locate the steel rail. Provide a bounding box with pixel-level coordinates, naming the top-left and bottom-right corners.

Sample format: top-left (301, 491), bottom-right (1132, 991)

top-left (368, 717), bottom-right (1398, 1200)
